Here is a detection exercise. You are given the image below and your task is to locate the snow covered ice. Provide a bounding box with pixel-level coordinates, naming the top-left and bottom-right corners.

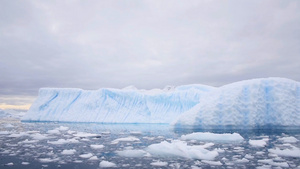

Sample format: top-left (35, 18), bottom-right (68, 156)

top-left (22, 78), bottom-right (300, 127)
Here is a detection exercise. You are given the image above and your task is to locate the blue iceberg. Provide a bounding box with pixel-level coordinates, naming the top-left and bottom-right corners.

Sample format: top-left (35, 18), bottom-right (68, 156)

top-left (22, 78), bottom-right (300, 127)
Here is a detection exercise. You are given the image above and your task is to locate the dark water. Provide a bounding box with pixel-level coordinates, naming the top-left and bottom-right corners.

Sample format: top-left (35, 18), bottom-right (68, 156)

top-left (1, 120), bottom-right (300, 169)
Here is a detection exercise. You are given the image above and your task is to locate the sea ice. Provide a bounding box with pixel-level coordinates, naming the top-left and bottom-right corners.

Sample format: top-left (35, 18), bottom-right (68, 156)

top-left (249, 139), bottom-right (267, 147)
top-left (146, 140), bottom-right (219, 160)
top-left (150, 161), bottom-right (168, 167)
top-left (79, 153), bottom-right (93, 158)
top-left (181, 132), bottom-right (244, 142)
top-left (99, 160), bottom-right (117, 168)
top-left (111, 136), bottom-right (140, 144)
top-left (278, 136), bottom-right (298, 143)
top-left (268, 145), bottom-right (300, 158)
top-left (47, 138), bottom-right (79, 145)
top-left (61, 149), bottom-right (76, 155)
top-left (90, 144), bottom-right (104, 149)
top-left (116, 149), bottom-right (147, 158)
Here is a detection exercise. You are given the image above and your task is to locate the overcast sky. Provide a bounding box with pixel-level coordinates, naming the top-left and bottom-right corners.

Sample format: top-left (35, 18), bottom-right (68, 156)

top-left (1, 0), bottom-right (300, 106)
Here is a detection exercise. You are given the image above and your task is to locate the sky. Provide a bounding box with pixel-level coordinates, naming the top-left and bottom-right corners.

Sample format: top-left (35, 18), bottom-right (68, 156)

top-left (1, 0), bottom-right (300, 109)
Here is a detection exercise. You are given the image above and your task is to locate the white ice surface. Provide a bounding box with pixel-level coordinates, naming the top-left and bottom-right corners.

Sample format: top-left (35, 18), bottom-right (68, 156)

top-left (21, 78), bottom-right (300, 126)
top-left (61, 149), bottom-right (76, 155)
top-left (249, 139), bottom-right (267, 147)
top-left (145, 140), bottom-right (218, 160)
top-left (90, 144), bottom-right (104, 149)
top-left (181, 132), bottom-right (244, 142)
top-left (22, 84), bottom-right (213, 123)
top-left (99, 161), bottom-right (117, 168)
top-left (174, 78), bottom-right (300, 127)
top-left (111, 136), bottom-right (140, 144)
top-left (268, 145), bottom-right (300, 157)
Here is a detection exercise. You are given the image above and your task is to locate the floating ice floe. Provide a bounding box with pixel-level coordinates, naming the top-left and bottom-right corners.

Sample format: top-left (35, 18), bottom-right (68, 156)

top-left (278, 136), bottom-right (298, 143)
top-left (249, 139), bottom-right (268, 147)
top-left (79, 153), bottom-right (93, 159)
top-left (90, 144), bottom-right (104, 149)
top-left (150, 161), bottom-right (168, 167)
top-left (258, 159), bottom-right (289, 168)
top-left (116, 149), bottom-right (148, 158)
top-left (268, 145), bottom-right (300, 158)
top-left (146, 140), bottom-right (218, 160)
top-left (111, 136), bottom-right (140, 144)
top-left (181, 132), bottom-right (244, 142)
top-left (47, 138), bottom-right (79, 145)
top-left (99, 160), bottom-right (117, 168)
top-left (73, 132), bottom-right (101, 138)
top-left (61, 149), bottom-right (76, 155)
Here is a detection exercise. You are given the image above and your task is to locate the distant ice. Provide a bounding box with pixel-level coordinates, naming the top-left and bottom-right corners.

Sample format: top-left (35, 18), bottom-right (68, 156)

top-left (146, 140), bottom-right (218, 160)
top-left (269, 145), bottom-right (300, 158)
top-left (79, 153), bottom-right (93, 159)
top-left (47, 138), bottom-right (79, 145)
top-left (181, 132), bottom-right (244, 142)
top-left (116, 149), bottom-right (147, 158)
top-left (150, 161), bottom-right (168, 167)
top-left (90, 144), bottom-right (104, 149)
top-left (61, 149), bottom-right (76, 155)
top-left (278, 136), bottom-right (298, 143)
top-left (111, 136), bottom-right (140, 144)
top-left (249, 139), bottom-right (267, 147)
top-left (99, 160), bottom-right (117, 168)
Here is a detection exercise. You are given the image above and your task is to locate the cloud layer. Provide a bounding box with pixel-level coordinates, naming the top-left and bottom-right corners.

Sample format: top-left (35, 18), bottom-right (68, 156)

top-left (1, 0), bottom-right (300, 105)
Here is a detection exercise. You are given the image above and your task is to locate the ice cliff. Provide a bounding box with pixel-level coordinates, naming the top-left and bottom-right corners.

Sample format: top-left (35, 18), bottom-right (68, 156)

top-left (22, 78), bottom-right (300, 126)
top-left (173, 78), bottom-right (300, 127)
top-left (22, 85), bottom-right (214, 123)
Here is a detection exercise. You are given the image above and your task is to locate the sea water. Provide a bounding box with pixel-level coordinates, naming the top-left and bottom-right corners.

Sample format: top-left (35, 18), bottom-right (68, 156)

top-left (1, 120), bottom-right (300, 168)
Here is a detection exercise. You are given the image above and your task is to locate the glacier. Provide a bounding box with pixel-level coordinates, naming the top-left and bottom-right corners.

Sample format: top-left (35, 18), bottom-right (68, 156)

top-left (22, 78), bottom-right (300, 127)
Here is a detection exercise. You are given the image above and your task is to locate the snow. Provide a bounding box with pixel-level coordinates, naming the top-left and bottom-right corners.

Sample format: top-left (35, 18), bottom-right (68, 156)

top-left (73, 132), bottom-right (100, 138)
top-left (90, 144), bottom-right (104, 149)
top-left (258, 159), bottom-right (289, 167)
top-left (116, 149), bottom-right (147, 158)
top-left (150, 161), bottom-right (168, 167)
top-left (181, 132), bottom-right (244, 142)
top-left (47, 138), bottom-right (79, 145)
top-left (146, 140), bottom-right (219, 160)
top-left (99, 161), bottom-right (117, 168)
top-left (61, 149), bottom-right (76, 155)
top-left (278, 136), bottom-right (298, 143)
top-left (268, 145), bottom-right (300, 157)
top-left (79, 153), bottom-right (93, 158)
top-left (111, 136), bottom-right (140, 144)
top-left (21, 162), bottom-right (30, 165)
top-left (249, 139), bottom-right (267, 147)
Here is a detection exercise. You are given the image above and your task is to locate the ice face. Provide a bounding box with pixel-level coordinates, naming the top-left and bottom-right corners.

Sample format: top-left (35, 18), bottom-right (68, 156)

top-left (22, 85), bottom-right (214, 123)
top-left (173, 78), bottom-right (300, 127)
top-left (22, 78), bottom-right (300, 127)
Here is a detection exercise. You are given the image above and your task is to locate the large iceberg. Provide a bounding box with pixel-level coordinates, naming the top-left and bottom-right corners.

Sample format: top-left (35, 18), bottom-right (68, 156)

top-left (173, 78), bottom-right (300, 127)
top-left (22, 78), bottom-right (300, 126)
top-left (22, 85), bottom-right (214, 123)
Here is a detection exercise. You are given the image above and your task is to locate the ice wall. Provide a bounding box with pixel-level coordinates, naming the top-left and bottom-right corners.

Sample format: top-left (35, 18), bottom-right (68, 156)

top-left (22, 85), bottom-right (214, 123)
top-left (173, 78), bottom-right (300, 127)
top-left (22, 78), bottom-right (300, 126)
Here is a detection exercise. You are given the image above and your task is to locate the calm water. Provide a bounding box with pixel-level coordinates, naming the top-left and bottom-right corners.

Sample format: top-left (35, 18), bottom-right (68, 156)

top-left (1, 118), bottom-right (300, 169)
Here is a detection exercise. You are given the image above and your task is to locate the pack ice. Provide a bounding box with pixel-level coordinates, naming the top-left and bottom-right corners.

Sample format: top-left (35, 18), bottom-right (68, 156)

top-left (22, 78), bottom-right (300, 126)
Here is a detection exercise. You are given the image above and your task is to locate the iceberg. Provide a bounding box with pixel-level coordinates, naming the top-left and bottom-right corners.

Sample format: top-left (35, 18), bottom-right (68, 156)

top-left (173, 78), bottom-right (300, 127)
top-left (22, 85), bottom-right (214, 123)
top-left (22, 78), bottom-right (300, 127)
